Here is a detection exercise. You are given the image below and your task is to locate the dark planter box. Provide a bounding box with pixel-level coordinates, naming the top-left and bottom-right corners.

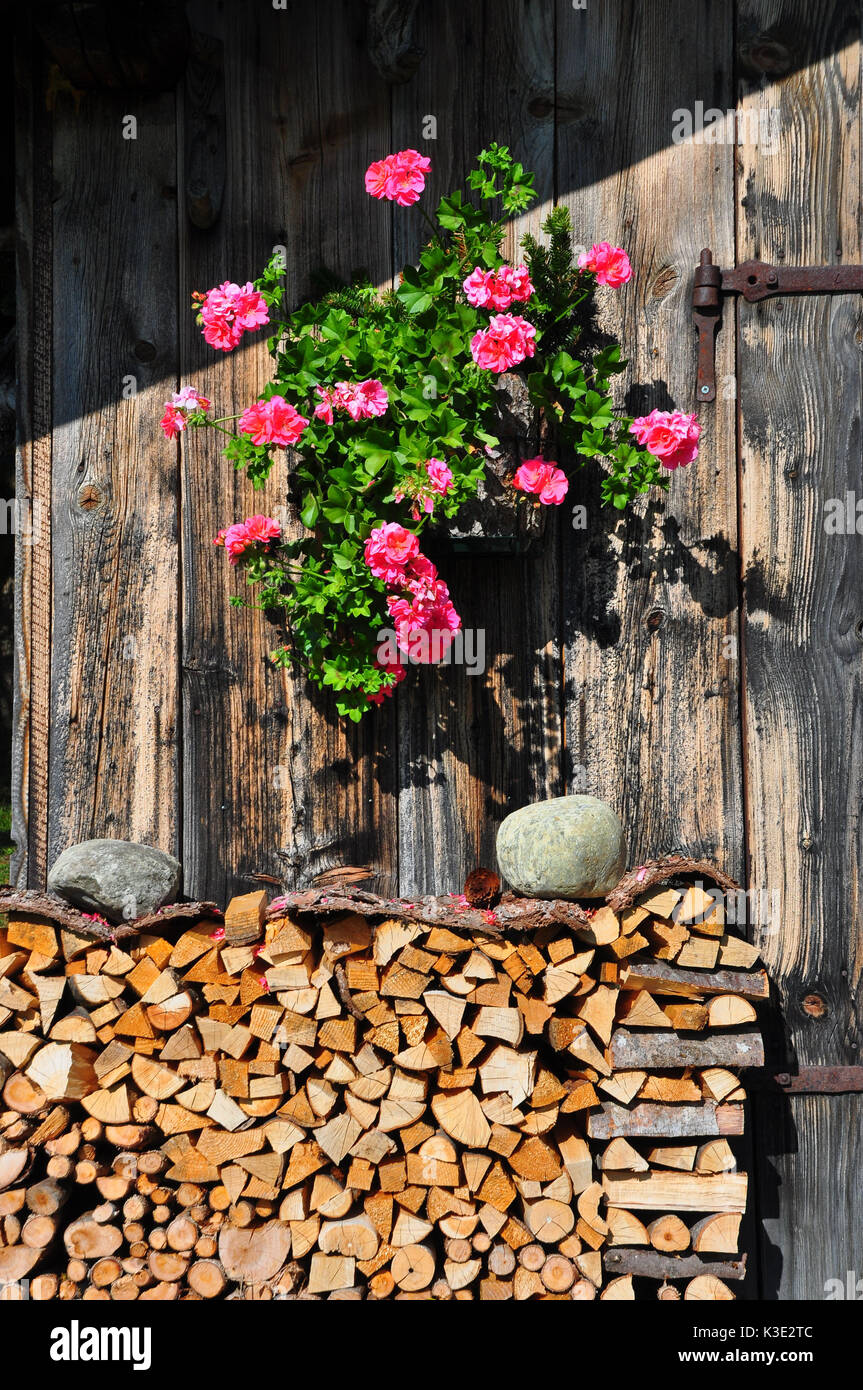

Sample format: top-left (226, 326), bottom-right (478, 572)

top-left (432, 372), bottom-right (548, 555)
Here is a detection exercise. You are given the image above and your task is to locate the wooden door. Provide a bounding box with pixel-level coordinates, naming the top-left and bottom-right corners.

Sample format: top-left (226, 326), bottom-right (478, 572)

top-left (12, 0), bottom-right (863, 1296)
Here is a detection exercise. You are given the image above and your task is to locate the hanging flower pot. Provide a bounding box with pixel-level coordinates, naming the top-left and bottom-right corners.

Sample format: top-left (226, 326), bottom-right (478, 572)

top-left (431, 372), bottom-right (546, 554)
top-left (163, 144), bottom-right (701, 720)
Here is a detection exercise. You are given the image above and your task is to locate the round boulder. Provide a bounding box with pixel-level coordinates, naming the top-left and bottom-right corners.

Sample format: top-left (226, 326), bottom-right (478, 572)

top-left (47, 839), bottom-right (182, 923)
top-left (496, 795), bottom-right (626, 900)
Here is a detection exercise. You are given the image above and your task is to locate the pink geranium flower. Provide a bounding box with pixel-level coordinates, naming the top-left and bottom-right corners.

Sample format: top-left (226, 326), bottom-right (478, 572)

top-left (160, 386), bottom-right (211, 438)
top-left (387, 581), bottom-right (461, 663)
top-left (426, 458), bottom-right (453, 496)
top-left (315, 380), bottom-right (388, 423)
top-left (395, 460), bottom-right (455, 520)
top-left (577, 242), bottom-right (633, 288)
top-left (513, 456), bottom-right (569, 505)
top-left (239, 395), bottom-right (309, 447)
top-left (364, 522), bottom-right (420, 583)
top-left (470, 313), bottom-right (536, 372)
top-left (199, 281), bottom-right (269, 351)
top-left (463, 264), bottom-right (534, 310)
top-left (160, 405), bottom-right (186, 439)
top-left (341, 379), bottom-right (389, 420)
top-left (629, 409), bottom-right (700, 470)
top-left (365, 149), bottom-right (431, 207)
top-left (243, 514), bottom-right (282, 546)
top-left (313, 387), bottom-right (335, 425)
top-left (213, 514), bottom-right (282, 565)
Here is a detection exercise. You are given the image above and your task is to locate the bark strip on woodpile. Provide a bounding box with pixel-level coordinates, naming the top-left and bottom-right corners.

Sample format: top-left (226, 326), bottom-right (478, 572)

top-left (0, 888), bottom-right (222, 942)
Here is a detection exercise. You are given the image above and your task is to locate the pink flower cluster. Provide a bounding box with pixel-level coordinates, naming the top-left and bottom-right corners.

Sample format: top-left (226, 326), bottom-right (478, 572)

top-left (197, 281), bottom-right (269, 351)
top-left (463, 264), bottom-right (533, 310)
top-left (314, 379), bottom-right (388, 425)
top-left (239, 395), bottom-right (309, 447)
top-left (470, 313), bottom-right (536, 373)
top-left (577, 242), bottom-right (633, 288)
top-left (512, 456), bottom-right (569, 505)
top-left (364, 523), bottom-right (461, 677)
top-left (214, 514), bottom-right (282, 565)
top-left (394, 457), bottom-right (454, 520)
top-left (629, 409), bottom-right (700, 470)
top-left (160, 386), bottom-right (211, 439)
top-left (365, 149), bottom-right (431, 207)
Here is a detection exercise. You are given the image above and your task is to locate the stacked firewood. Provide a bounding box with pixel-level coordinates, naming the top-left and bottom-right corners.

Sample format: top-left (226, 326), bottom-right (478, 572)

top-left (0, 867), bottom-right (765, 1299)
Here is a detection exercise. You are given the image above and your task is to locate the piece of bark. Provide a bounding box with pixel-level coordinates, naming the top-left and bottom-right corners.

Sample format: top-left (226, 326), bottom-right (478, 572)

top-left (606, 858), bottom-right (739, 915)
top-left (604, 1248), bottom-right (746, 1281)
top-left (0, 889), bottom-right (221, 941)
top-left (588, 1102), bottom-right (744, 1141)
top-left (609, 1029), bottom-right (764, 1071)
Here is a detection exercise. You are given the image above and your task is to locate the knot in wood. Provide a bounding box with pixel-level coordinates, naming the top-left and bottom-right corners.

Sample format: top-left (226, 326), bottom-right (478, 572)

top-left (77, 483), bottom-right (104, 511)
top-left (801, 992), bottom-right (827, 1019)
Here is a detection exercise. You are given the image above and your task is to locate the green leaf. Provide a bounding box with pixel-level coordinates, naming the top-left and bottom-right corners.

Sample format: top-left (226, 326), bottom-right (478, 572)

top-left (396, 266), bottom-right (435, 315)
top-left (300, 493), bottom-right (319, 528)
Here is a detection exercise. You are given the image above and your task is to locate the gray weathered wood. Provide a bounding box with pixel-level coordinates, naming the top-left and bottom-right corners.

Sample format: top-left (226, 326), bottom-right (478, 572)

top-left (556, 0), bottom-right (744, 872)
top-left (47, 87), bottom-right (181, 868)
top-left (393, 0), bottom-right (563, 898)
top-left (178, 0), bottom-right (398, 903)
top-left (588, 1101), bottom-right (744, 1141)
top-left (12, 25), bottom-right (53, 888)
top-left (737, 0), bottom-right (863, 1298)
top-left (604, 1248), bottom-right (747, 1281)
top-left (610, 1027), bottom-right (764, 1070)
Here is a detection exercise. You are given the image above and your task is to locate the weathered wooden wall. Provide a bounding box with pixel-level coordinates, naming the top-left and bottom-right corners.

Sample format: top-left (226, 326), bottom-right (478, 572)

top-left (12, 0), bottom-right (863, 1297)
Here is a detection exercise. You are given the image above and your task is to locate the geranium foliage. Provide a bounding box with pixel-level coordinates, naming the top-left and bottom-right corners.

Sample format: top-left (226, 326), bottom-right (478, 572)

top-left (162, 144), bottom-right (699, 720)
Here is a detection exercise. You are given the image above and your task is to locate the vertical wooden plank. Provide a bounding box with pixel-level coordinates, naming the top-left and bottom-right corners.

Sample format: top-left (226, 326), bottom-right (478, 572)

top-left (736, 0), bottom-right (863, 1298)
top-left (754, 1093), bottom-right (863, 1298)
top-left (394, 0), bottom-right (563, 898)
top-left (178, 0), bottom-right (398, 902)
top-left (47, 89), bottom-right (181, 865)
top-left (556, 0), bottom-right (743, 873)
top-left (12, 27), bottom-right (52, 887)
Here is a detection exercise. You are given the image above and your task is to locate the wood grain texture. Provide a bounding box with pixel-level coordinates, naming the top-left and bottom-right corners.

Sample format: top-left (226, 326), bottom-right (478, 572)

top-left (736, 0), bottom-right (863, 1299)
top-left (755, 1092), bottom-right (863, 1298)
top-left (48, 88), bottom-right (180, 865)
top-left (178, 0), bottom-right (398, 902)
top-left (556, 0), bottom-right (744, 873)
top-left (393, 0), bottom-right (563, 897)
top-left (12, 28), bottom-right (53, 888)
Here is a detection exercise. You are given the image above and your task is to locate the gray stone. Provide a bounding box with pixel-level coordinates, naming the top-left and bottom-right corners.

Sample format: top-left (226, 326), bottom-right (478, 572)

top-left (496, 795), bottom-right (626, 900)
top-left (47, 839), bottom-right (182, 923)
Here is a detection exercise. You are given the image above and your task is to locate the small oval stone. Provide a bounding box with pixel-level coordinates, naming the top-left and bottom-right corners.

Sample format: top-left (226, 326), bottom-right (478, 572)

top-left (496, 795), bottom-right (626, 900)
top-left (47, 839), bottom-right (182, 924)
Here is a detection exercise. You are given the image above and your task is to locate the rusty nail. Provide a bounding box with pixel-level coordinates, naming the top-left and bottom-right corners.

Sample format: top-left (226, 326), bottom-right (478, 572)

top-left (775, 1072), bottom-right (791, 1086)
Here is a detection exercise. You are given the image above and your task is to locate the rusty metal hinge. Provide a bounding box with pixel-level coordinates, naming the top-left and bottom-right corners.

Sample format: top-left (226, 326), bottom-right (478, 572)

top-left (692, 249), bottom-right (863, 401)
top-left (745, 1065), bottom-right (863, 1094)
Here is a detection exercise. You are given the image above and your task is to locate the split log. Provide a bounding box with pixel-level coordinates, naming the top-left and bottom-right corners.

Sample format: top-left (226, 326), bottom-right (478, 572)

top-left (604, 1249), bottom-right (747, 1281)
top-left (601, 1172), bottom-right (749, 1213)
top-left (609, 1029), bottom-right (764, 1071)
top-left (588, 1103), bottom-right (744, 1141)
